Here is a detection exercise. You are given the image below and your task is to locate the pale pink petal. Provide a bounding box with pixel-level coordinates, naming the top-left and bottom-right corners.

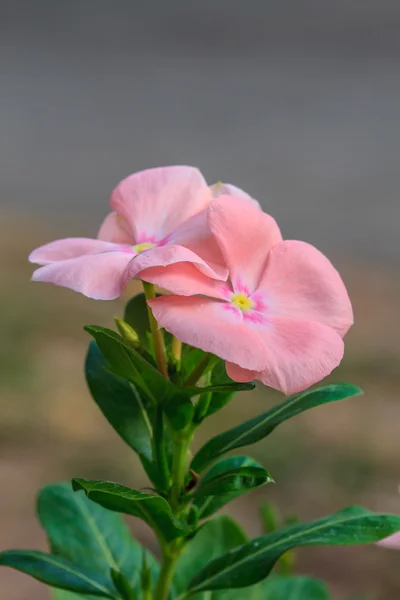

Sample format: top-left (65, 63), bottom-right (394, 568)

top-left (208, 196), bottom-right (282, 294)
top-left (377, 532), bottom-right (400, 549)
top-left (97, 212), bottom-right (134, 244)
top-left (225, 363), bottom-right (256, 383)
top-left (231, 317), bottom-right (344, 394)
top-left (258, 240), bottom-right (353, 337)
top-left (124, 245), bottom-right (226, 285)
top-left (210, 182), bottom-right (261, 209)
top-left (29, 238), bottom-right (120, 265)
top-left (31, 252), bottom-right (133, 300)
top-left (139, 263), bottom-right (228, 299)
top-left (167, 210), bottom-right (227, 278)
top-left (148, 296), bottom-right (267, 371)
top-left (110, 166), bottom-right (211, 242)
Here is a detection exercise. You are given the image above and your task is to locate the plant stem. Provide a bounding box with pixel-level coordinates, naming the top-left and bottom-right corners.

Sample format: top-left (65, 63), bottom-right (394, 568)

top-left (171, 336), bottom-right (182, 362)
top-left (183, 353), bottom-right (215, 388)
top-left (154, 550), bottom-right (180, 600)
top-left (170, 433), bottom-right (191, 510)
top-left (152, 405), bottom-right (171, 492)
top-left (142, 281), bottom-right (169, 379)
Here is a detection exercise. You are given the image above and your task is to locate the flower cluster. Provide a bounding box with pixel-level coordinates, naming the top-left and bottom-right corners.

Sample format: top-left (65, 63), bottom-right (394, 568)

top-left (30, 165), bottom-right (353, 394)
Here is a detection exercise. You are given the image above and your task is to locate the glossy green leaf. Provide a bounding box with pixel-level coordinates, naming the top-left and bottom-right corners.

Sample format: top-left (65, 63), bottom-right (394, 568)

top-left (186, 382), bottom-right (255, 397)
top-left (72, 479), bottom-right (187, 542)
top-left (0, 551), bottom-right (114, 597)
top-left (192, 383), bottom-right (362, 472)
top-left (85, 342), bottom-right (157, 480)
top-left (193, 457), bottom-right (273, 519)
top-left (85, 326), bottom-right (193, 429)
top-left (37, 483), bottom-right (150, 594)
top-left (174, 516), bottom-right (248, 599)
top-left (206, 360), bottom-right (242, 418)
top-left (186, 507), bottom-right (400, 594)
top-left (259, 576), bottom-right (330, 599)
top-left (52, 591), bottom-right (87, 600)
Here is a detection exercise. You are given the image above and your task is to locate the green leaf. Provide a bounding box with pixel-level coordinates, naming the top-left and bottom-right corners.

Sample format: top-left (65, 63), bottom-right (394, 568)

top-left (174, 516), bottom-right (248, 599)
top-left (72, 479), bottom-right (187, 543)
top-left (186, 507), bottom-right (400, 594)
top-left (206, 360), bottom-right (242, 418)
top-left (191, 383), bottom-right (362, 472)
top-left (52, 591), bottom-right (87, 600)
top-left (186, 382), bottom-right (255, 397)
top-left (37, 482), bottom-right (151, 594)
top-left (85, 342), bottom-right (156, 480)
top-left (0, 551), bottom-right (114, 597)
top-left (193, 457), bottom-right (273, 519)
top-left (85, 326), bottom-right (193, 430)
top-left (259, 576), bottom-right (330, 599)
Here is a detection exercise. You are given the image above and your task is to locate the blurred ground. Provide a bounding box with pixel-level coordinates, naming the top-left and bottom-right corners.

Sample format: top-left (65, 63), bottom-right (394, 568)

top-left (0, 219), bottom-right (399, 600)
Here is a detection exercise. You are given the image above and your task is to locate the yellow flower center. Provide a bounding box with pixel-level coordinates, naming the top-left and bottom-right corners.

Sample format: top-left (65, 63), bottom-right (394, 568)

top-left (133, 242), bottom-right (155, 254)
top-left (231, 293), bottom-right (254, 312)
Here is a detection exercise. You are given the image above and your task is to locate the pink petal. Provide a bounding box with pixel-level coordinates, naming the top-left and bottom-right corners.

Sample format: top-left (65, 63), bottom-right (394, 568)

top-left (208, 196), bottom-right (282, 293)
top-left (148, 295), bottom-right (267, 371)
top-left (228, 317), bottom-right (344, 395)
top-left (140, 263), bottom-right (228, 299)
top-left (31, 252), bottom-right (133, 300)
top-left (110, 166), bottom-right (211, 242)
top-left (258, 240), bottom-right (353, 337)
top-left (210, 181), bottom-right (261, 209)
top-left (124, 244), bottom-right (227, 285)
top-left (168, 209), bottom-right (227, 279)
top-left (377, 532), bottom-right (400, 550)
top-left (97, 212), bottom-right (134, 244)
top-left (29, 238), bottom-right (119, 265)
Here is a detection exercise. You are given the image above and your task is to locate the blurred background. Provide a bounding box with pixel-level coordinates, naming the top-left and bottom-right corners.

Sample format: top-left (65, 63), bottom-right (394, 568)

top-left (1, 1), bottom-right (400, 598)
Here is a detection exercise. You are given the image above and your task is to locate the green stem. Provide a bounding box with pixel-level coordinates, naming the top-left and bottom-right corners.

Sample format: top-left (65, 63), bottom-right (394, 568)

top-left (183, 353), bottom-right (215, 388)
top-left (142, 282), bottom-right (169, 379)
top-left (170, 433), bottom-right (191, 510)
top-left (193, 370), bottom-right (212, 422)
top-left (152, 405), bottom-right (171, 492)
top-left (154, 550), bottom-right (180, 600)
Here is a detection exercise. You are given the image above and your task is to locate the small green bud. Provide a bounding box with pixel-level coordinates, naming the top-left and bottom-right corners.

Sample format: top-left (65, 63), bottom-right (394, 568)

top-left (114, 317), bottom-right (141, 348)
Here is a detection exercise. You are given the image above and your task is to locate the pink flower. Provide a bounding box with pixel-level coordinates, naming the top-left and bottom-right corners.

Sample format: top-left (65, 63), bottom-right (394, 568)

top-left (29, 166), bottom-right (235, 300)
top-left (144, 196), bottom-right (353, 394)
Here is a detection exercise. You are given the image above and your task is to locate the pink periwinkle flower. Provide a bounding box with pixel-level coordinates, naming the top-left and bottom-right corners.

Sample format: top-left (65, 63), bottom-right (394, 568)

top-left (143, 196), bottom-right (353, 394)
top-left (30, 166), bottom-right (255, 300)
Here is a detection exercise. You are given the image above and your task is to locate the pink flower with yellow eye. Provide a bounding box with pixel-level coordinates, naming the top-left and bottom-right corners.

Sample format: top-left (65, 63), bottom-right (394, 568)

top-left (29, 166), bottom-right (241, 299)
top-left (142, 196), bottom-right (353, 394)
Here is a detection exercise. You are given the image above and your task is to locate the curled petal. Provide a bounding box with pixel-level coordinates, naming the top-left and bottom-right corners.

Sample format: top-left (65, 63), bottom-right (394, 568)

top-left (210, 181), bottom-right (261, 209)
top-left (110, 166), bottom-right (211, 242)
top-left (124, 245), bottom-right (227, 285)
top-left (97, 212), bottom-right (134, 244)
top-left (139, 263), bottom-right (228, 299)
top-left (208, 196), bottom-right (282, 294)
top-left (148, 295), bottom-right (267, 371)
top-left (168, 210), bottom-right (227, 277)
top-left (259, 240), bottom-right (353, 336)
top-left (31, 252), bottom-right (133, 300)
top-left (228, 317), bottom-right (344, 395)
top-left (29, 238), bottom-right (119, 265)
